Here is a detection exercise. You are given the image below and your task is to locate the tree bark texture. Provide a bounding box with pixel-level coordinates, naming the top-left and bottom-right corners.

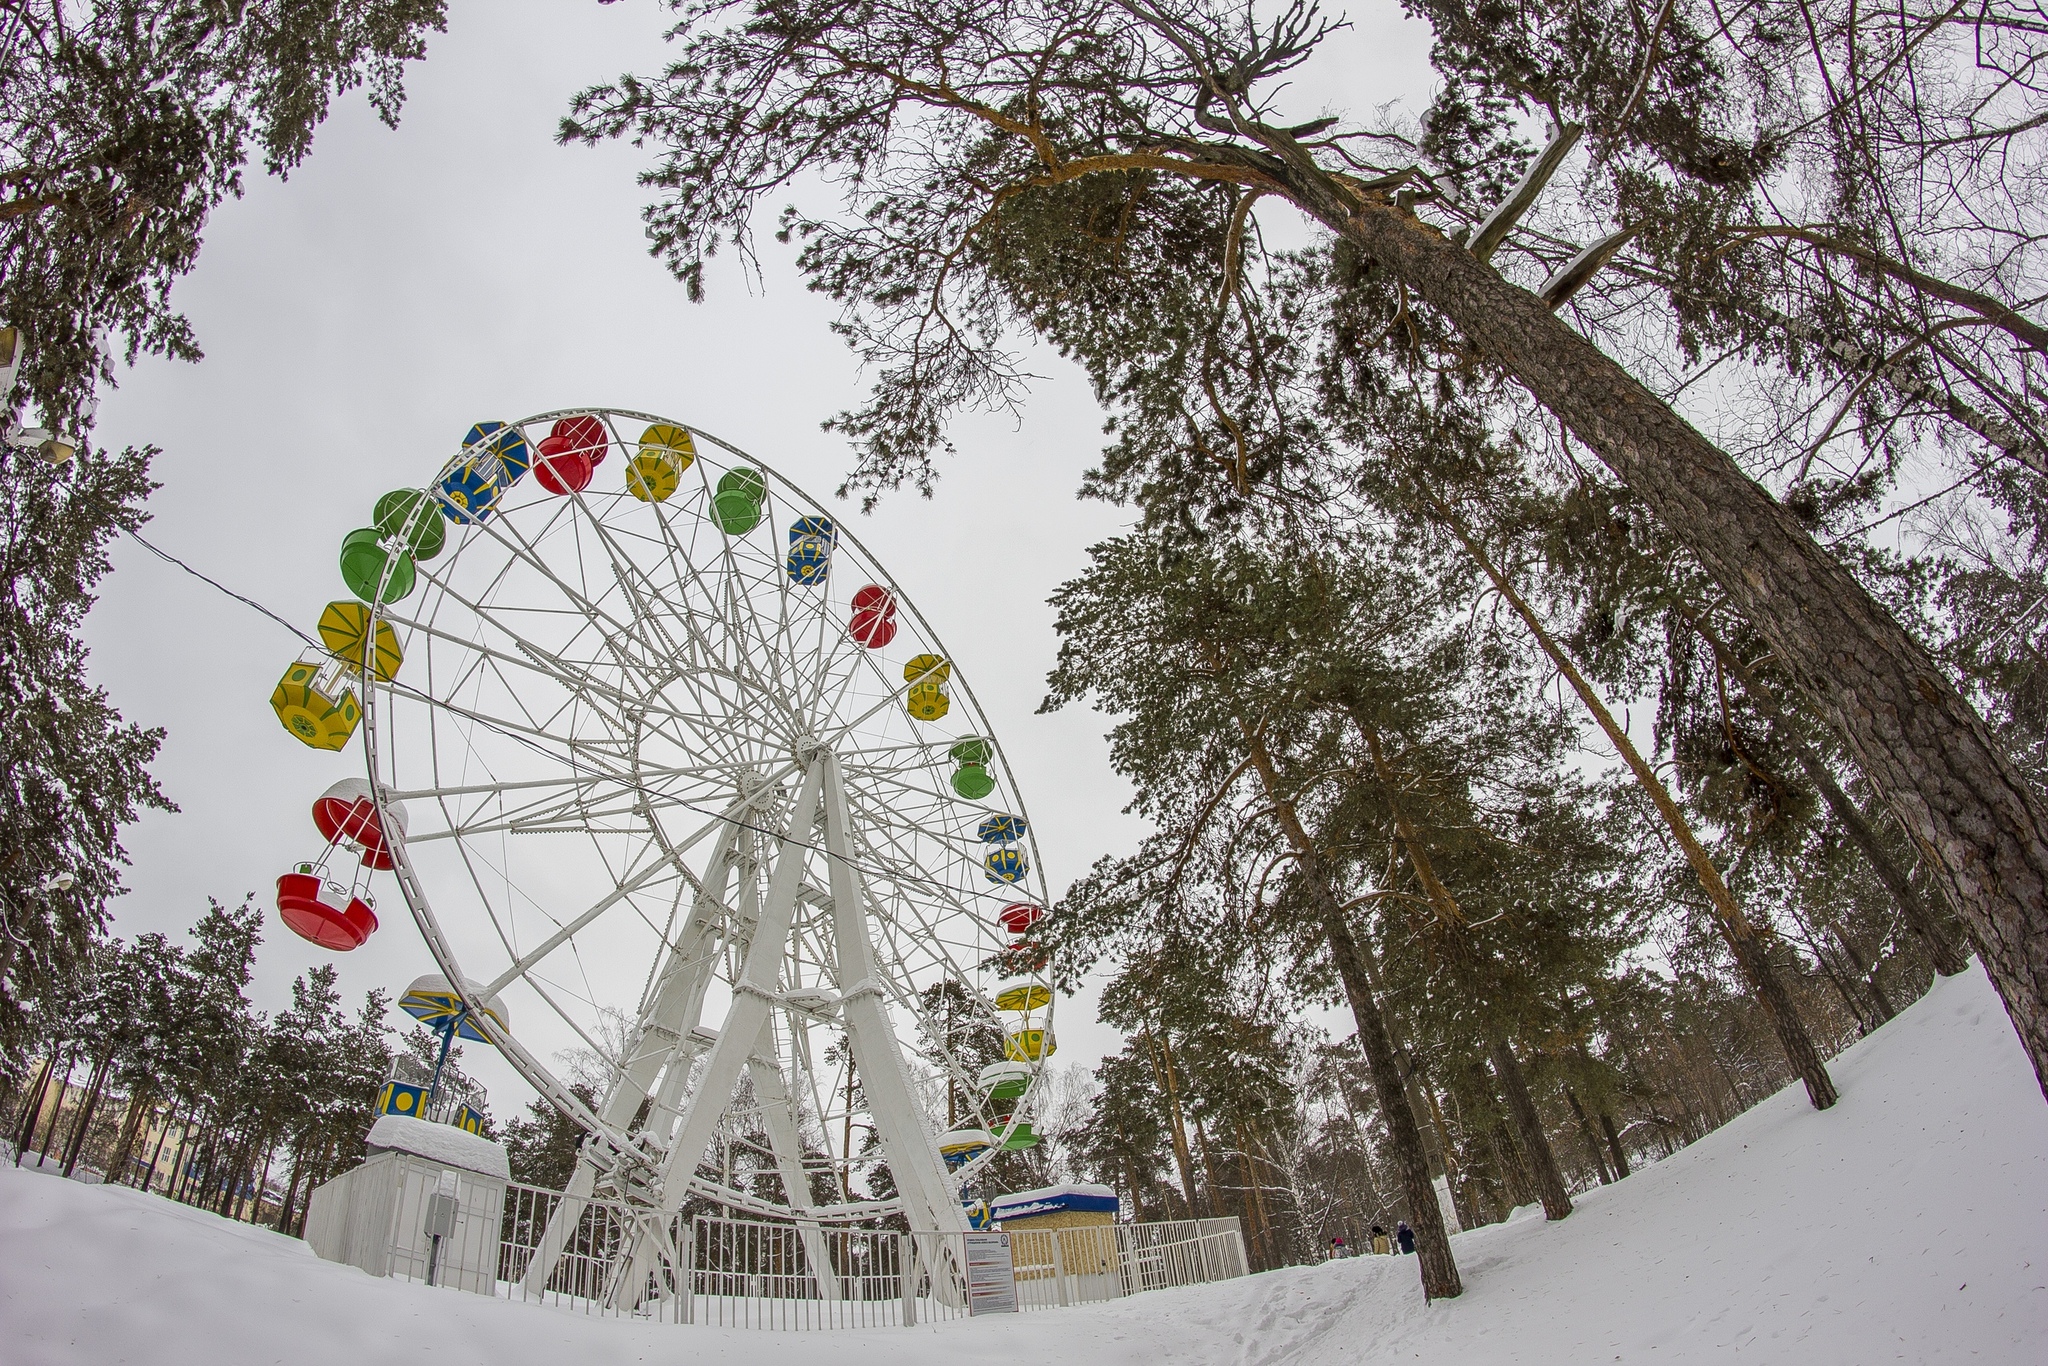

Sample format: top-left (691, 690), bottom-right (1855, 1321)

top-left (1599, 1111), bottom-right (1632, 1178)
top-left (1689, 614), bottom-right (1971, 976)
top-left (1325, 907), bottom-right (1463, 1299)
top-left (1563, 1084), bottom-right (1614, 1184)
top-left (1143, 1023), bottom-right (1205, 1218)
top-left (1490, 1037), bottom-right (1573, 1218)
top-left (1306, 184), bottom-right (2048, 1101)
top-left (11, 1054), bottom-right (53, 1160)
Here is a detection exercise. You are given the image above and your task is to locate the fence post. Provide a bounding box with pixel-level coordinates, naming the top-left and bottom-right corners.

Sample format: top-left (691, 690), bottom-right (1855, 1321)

top-left (900, 1233), bottom-right (917, 1326)
top-left (681, 1215), bottom-right (695, 1324)
top-left (1050, 1230), bottom-right (1070, 1307)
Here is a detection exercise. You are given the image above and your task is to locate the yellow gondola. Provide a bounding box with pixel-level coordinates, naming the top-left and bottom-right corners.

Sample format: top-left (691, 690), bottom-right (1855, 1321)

top-left (904, 654), bottom-right (951, 721)
top-left (1005, 1027), bottom-right (1056, 1062)
top-left (993, 983), bottom-right (1052, 1012)
top-left (316, 600), bottom-right (404, 681)
top-left (270, 653), bottom-right (361, 750)
top-left (627, 423), bottom-right (695, 503)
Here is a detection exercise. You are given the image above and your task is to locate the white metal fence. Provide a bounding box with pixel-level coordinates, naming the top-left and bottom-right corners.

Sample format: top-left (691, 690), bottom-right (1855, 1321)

top-left (316, 1165), bottom-right (1248, 1329)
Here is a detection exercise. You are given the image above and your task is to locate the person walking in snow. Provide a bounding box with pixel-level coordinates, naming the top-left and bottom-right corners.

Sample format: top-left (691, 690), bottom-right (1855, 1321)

top-left (1330, 1235), bottom-right (1347, 1258)
top-left (1396, 1221), bottom-right (1415, 1255)
top-left (1371, 1225), bottom-right (1392, 1255)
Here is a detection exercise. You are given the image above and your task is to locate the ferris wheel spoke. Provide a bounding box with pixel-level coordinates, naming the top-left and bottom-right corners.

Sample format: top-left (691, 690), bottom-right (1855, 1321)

top-left (386, 602), bottom-right (643, 726)
top-left (565, 495), bottom-right (697, 671)
top-left (460, 498), bottom-right (672, 690)
top-left (477, 838), bottom-right (717, 1001)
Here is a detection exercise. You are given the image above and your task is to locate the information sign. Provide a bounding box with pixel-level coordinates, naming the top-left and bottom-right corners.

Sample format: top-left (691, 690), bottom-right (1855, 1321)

top-left (964, 1231), bottom-right (1018, 1315)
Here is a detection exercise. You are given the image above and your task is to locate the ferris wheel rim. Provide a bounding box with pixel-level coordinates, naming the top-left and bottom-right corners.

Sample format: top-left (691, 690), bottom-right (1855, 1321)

top-left (353, 404), bottom-right (1055, 1202)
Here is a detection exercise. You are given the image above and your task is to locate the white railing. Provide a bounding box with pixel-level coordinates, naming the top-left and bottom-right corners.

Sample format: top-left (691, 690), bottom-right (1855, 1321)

top-left (687, 1216), bottom-right (1249, 1329)
top-left (317, 1165), bottom-right (1248, 1329)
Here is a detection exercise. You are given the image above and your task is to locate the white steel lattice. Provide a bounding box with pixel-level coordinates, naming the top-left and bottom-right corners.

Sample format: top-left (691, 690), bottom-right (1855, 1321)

top-left (352, 410), bottom-right (1053, 1275)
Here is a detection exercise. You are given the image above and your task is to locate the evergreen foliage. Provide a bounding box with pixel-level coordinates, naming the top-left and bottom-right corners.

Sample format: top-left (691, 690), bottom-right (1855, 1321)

top-left (0, 440), bottom-right (170, 1067)
top-left (4, 899), bottom-right (407, 1235)
top-left (0, 0), bottom-right (448, 438)
top-left (569, 0), bottom-right (2048, 1107)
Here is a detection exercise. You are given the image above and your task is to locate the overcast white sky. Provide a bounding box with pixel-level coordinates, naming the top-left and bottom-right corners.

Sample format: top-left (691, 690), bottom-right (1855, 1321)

top-left (84, 0), bottom-right (1434, 1115)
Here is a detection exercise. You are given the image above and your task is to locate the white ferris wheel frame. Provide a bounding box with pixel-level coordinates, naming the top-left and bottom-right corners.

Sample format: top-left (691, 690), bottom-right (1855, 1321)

top-left (349, 407), bottom-right (1052, 1244)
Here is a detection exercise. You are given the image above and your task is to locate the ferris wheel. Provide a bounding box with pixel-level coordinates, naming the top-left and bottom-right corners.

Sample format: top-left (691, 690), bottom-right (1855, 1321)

top-left (270, 408), bottom-right (1056, 1260)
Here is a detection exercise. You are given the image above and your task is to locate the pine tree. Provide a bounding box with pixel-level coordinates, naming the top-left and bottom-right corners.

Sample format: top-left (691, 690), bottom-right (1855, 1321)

top-left (567, 0), bottom-right (2048, 1103)
top-left (0, 0), bottom-right (447, 438)
top-left (0, 441), bottom-right (169, 1071)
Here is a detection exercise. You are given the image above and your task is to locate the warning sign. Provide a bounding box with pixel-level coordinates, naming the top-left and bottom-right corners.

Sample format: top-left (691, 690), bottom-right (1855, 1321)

top-left (964, 1231), bottom-right (1018, 1315)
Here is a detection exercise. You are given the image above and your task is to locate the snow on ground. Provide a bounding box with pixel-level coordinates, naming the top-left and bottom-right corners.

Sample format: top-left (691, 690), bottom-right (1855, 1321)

top-left (5, 963), bottom-right (2045, 1365)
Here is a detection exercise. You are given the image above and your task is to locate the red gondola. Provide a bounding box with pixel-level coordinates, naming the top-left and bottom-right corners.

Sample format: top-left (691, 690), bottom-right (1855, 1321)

top-left (311, 777), bottom-right (405, 870)
top-left (275, 868), bottom-right (378, 951)
top-left (534, 415), bottom-right (609, 494)
top-left (850, 584), bottom-right (899, 648)
top-left (999, 902), bottom-right (1044, 935)
top-left (277, 779), bottom-right (410, 952)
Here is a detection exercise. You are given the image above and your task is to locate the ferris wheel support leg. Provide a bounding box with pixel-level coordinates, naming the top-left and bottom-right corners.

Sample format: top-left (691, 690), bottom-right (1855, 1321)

top-left (519, 1159), bottom-right (597, 1297)
top-left (819, 754), bottom-right (968, 1243)
top-left (652, 755), bottom-right (826, 1211)
top-left (747, 1021), bottom-right (844, 1302)
top-left (519, 810), bottom-right (747, 1299)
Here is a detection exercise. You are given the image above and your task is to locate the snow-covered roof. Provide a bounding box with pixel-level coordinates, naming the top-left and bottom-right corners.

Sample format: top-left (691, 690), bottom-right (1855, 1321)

top-left (991, 1183), bottom-right (1118, 1221)
top-left (365, 1114), bottom-right (510, 1180)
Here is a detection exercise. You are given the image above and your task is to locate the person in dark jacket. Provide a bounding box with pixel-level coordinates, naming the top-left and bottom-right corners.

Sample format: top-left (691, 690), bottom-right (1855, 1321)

top-left (1396, 1221), bottom-right (1416, 1254)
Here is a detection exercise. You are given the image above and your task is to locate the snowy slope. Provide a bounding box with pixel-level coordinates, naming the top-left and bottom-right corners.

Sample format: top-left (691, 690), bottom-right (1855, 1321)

top-left (5, 962), bottom-right (2044, 1366)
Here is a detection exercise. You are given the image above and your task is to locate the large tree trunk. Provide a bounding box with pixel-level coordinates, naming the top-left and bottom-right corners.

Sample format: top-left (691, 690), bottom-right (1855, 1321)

top-left (11, 1054), bottom-right (54, 1162)
top-left (1599, 1111), bottom-right (1632, 1178)
top-left (1488, 1037), bottom-right (1572, 1219)
top-left (34, 1048), bottom-right (74, 1164)
top-left (275, 1140), bottom-right (305, 1233)
top-left (1324, 906), bottom-right (1462, 1298)
top-left (1297, 178), bottom-right (2048, 1100)
top-left (1687, 614), bottom-right (1971, 976)
top-left (108, 1091), bottom-right (148, 1185)
top-left (1562, 1084), bottom-right (1614, 1185)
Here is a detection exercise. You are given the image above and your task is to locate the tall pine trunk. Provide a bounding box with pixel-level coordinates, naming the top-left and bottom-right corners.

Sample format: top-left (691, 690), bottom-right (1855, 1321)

top-left (34, 1048), bottom-right (75, 1164)
top-left (1686, 613), bottom-right (1970, 976)
top-left (60, 1053), bottom-right (111, 1177)
top-left (1599, 1112), bottom-right (1632, 1179)
top-left (1487, 1037), bottom-right (1572, 1218)
top-left (276, 1142), bottom-right (302, 1232)
top-left (1141, 1022), bottom-right (1204, 1218)
top-left (1324, 906), bottom-right (1462, 1298)
top-left (11, 1054), bottom-right (54, 1162)
top-left (1232, 716), bottom-right (1462, 1296)
top-left (1562, 1084), bottom-right (1614, 1184)
top-left (108, 1091), bottom-right (147, 1185)
top-left (1283, 174), bottom-right (2048, 1098)
top-left (1346, 704), bottom-right (1579, 1215)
